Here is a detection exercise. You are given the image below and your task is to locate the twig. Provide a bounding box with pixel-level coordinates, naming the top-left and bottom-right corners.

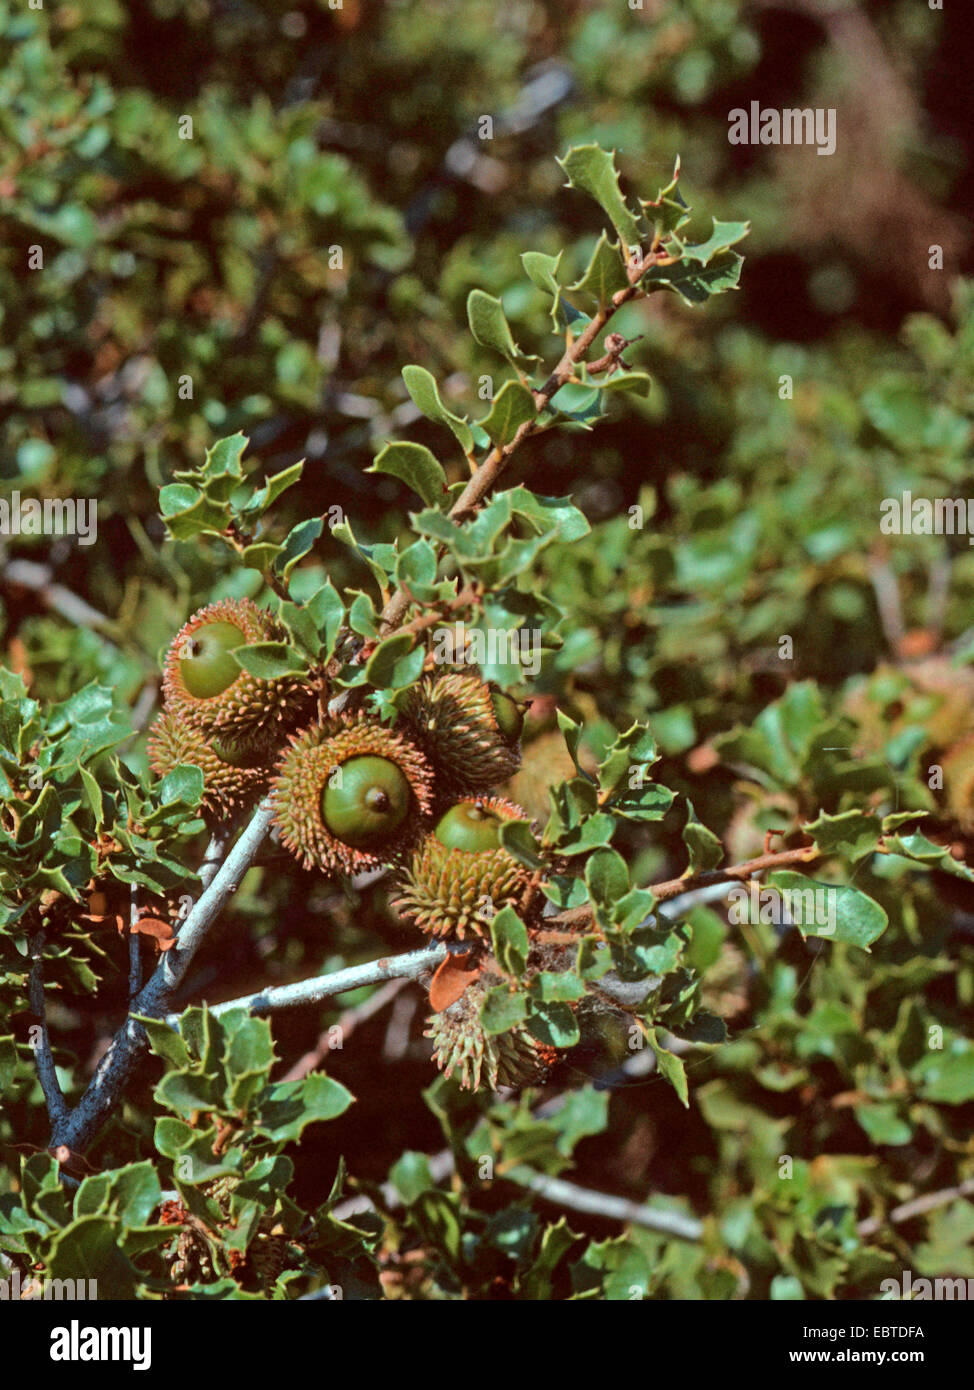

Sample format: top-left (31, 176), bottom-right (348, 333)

top-left (49, 801), bottom-right (276, 1154)
top-left (504, 1166), bottom-right (703, 1241)
top-left (543, 844), bottom-right (821, 937)
top-left (281, 977), bottom-right (410, 1083)
top-left (2, 557), bottom-right (123, 635)
top-left (28, 931), bottom-right (68, 1126)
top-left (128, 886), bottom-right (141, 1000)
top-left (856, 1177), bottom-right (974, 1239)
top-left (176, 944), bottom-right (447, 1026)
top-left (375, 266), bottom-right (650, 639)
top-left (331, 1149), bottom-right (701, 1241)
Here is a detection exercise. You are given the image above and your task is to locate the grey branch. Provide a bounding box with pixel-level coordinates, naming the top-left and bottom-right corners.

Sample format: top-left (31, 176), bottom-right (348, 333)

top-left (856, 1177), bottom-right (974, 1239)
top-left (505, 1167), bottom-right (703, 1241)
top-left (331, 1149), bottom-right (701, 1242)
top-left (28, 931), bottom-right (68, 1126)
top-left (173, 944), bottom-right (447, 1026)
top-left (50, 800), bottom-right (275, 1155)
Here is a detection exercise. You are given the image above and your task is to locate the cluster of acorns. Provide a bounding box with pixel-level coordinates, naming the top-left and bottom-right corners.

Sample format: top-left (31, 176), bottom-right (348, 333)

top-left (148, 598), bottom-right (559, 1090)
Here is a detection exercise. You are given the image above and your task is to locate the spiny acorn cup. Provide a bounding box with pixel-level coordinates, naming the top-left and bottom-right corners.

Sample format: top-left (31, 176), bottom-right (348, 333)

top-left (426, 975), bottom-right (557, 1091)
top-left (270, 716), bottom-right (435, 874)
top-left (400, 671), bottom-right (523, 796)
top-left (147, 710), bottom-right (277, 816)
top-left (393, 796), bottom-right (533, 940)
top-left (163, 598), bottom-right (316, 740)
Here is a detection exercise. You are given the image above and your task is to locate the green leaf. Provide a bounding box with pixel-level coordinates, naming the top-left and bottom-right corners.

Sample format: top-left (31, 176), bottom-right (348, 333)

top-left (680, 218), bottom-right (750, 265)
top-left (506, 487), bottom-right (591, 542)
top-left (642, 252), bottom-right (744, 305)
top-left (682, 800), bottom-right (723, 874)
top-left (394, 539), bottom-right (438, 599)
top-left (766, 872), bottom-right (888, 948)
top-left (569, 231), bottom-right (629, 306)
top-left (645, 1027), bottom-right (689, 1106)
top-left (585, 848), bottom-right (629, 906)
top-left (478, 379), bottom-right (537, 446)
top-left (499, 819), bottom-right (546, 870)
top-left (467, 289), bottom-right (536, 364)
top-left (46, 1216), bottom-right (137, 1299)
top-left (257, 1073), bottom-right (354, 1142)
top-left (305, 579), bottom-right (346, 659)
top-left (480, 985), bottom-right (528, 1036)
top-left (231, 642), bottom-right (306, 681)
top-left (530, 972), bottom-right (586, 1004)
top-left (490, 906), bottom-right (530, 976)
top-left (521, 250), bottom-right (563, 296)
top-left (856, 1103), bottom-right (912, 1146)
top-left (274, 517), bottom-right (323, 582)
top-left (916, 1046), bottom-right (974, 1105)
top-left (241, 459), bottom-right (304, 515)
top-left (401, 365), bottom-right (474, 455)
top-left (558, 145), bottom-right (641, 248)
top-left (804, 809), bottom-right (882, 863)
top-left (388, 1151), bottom-right (434, 1205)
top-left (370, 441), bottom-right (448, 507)
top-left (364, 633), bottom-right (419, 689)
top-left (527, 1001), bottom-right (580, 1049)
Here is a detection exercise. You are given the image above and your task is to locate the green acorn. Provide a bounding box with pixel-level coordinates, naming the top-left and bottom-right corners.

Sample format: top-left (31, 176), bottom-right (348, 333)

top-left (425, 975), bottom-right (556, 1091)
top-left (147, 710), bottom-right (276, 815)
top-left (400, 672), bottom-right (522, 794)
top-left (163, 598), bottom-right (315, 741)
top-left (392, 796), bottom-right (532, 940)
top-left (270, 716), bottom-right (434, 874)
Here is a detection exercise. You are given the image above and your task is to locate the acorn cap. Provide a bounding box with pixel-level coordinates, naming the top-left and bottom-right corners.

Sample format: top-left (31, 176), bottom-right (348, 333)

top-left (425, 976), bottom-right (556, 1091)
top-left (270, 715), bottom-right (434, 874)
top-left (163, 598), bottom-right (316, 741)
top-left (400, 671), bottom-right (521, 795)
top-left (147, 709), bottom-right (275, 816)
top-left (392, 796), bottom-right (532, 940)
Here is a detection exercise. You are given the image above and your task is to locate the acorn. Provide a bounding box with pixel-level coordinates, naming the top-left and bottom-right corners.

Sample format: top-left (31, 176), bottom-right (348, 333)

top-left (400, 672), bottom-right (522, 795)
top-left (147, 709), bottom-right (275, 816)
top-left (270, 716), bottom-right (434, 874)
top-left (163, 598), bottom-right (315, 741)
top-left (426, 975), bottom-right (556, 1091)
top-left (392, 796), bottom-right (532, 940)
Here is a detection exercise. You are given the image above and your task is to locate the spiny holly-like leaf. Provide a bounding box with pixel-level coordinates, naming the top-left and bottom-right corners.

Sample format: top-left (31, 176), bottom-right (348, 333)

top-left (569, 231), bottom-right (629, 306)
top-left (679, 219), bottom-right (750, 265)
top-left (642, 252), bottom-right (744, 305)
top-left (639, 156), bottom-right (690, 239)
top-left (274, 516), bottom-right (323, 582)
top-left (558, 145), bottom-right (641, 248)
top-left (804, 809), bottom-right (882, 863)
